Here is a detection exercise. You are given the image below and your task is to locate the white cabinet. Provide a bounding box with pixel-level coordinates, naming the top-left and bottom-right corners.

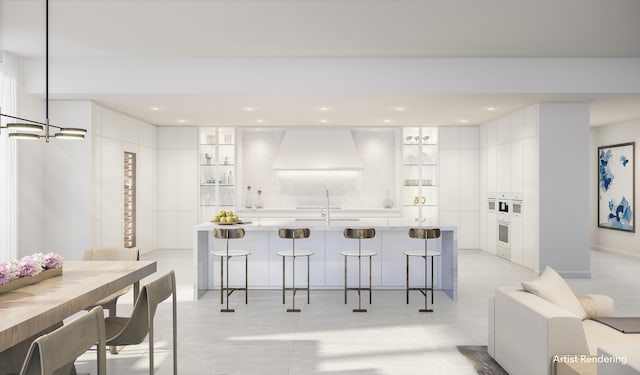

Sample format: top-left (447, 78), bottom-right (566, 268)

top-left (401, 127), bottom-right (439, 225)
top-left (510, 215), bottom-right (524, 264)
top-left (486, 211), bottom-right (497, 255)
top-left (198, 128), bottom-right (237, 223)
top-left (496, 143), bottom-right (510, 192)
top-left (510, 140), bottom-right (524, 193)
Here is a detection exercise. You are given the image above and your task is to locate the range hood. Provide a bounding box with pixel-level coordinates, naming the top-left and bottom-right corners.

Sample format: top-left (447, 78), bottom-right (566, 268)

top-left (273, 130), bottom-right (362, 170)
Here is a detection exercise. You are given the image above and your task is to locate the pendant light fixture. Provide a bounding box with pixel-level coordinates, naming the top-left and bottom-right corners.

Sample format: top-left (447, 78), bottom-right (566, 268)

top-left (0, 0), bottom-right (87, 141)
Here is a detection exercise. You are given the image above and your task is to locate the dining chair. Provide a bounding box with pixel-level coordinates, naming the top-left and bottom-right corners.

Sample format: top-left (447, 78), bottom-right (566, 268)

top-left (83, 247), bottom-right (139, 353)
top-left (19, 306), bottom-right (106, 375)
top-left (104, 270), bottom-right (177, 375)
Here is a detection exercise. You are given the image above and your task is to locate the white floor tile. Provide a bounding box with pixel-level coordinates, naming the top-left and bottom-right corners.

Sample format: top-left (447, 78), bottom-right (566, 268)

top-left (74, 249), bottom-right (640, 374)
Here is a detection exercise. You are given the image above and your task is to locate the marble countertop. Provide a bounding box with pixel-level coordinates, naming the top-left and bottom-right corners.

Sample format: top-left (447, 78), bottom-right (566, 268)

top-left (196, 219), bottom-right (456, 232)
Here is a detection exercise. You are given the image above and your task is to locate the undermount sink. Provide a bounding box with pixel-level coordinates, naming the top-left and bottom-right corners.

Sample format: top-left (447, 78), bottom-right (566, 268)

top-left (294, 218), bottom-right (360, 221)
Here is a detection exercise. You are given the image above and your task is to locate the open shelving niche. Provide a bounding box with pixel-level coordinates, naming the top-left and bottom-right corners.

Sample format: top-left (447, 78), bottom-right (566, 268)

top-left (198, 127), bottom-right (237, 223)
top-left (401, 127), bottom-right (439, 225)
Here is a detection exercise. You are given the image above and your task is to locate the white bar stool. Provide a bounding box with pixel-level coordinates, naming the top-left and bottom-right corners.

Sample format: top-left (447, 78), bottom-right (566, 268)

top-left (340, 228), bottom-right (377, 312)
top-left (213, 228), bottom-right (249, 313)
top-left (277, 228), bottom-right (313, 313)
top-left (404, 228), bottom-right (441, 312)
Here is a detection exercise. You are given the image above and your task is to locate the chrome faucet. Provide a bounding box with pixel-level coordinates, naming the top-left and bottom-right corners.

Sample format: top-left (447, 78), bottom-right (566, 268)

top-left (321, 190), bottom-right (330, 225)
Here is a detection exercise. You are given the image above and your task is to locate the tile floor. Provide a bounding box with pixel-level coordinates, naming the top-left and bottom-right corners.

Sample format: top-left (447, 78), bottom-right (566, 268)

top-left (75, 249), bottom-right (640, 374)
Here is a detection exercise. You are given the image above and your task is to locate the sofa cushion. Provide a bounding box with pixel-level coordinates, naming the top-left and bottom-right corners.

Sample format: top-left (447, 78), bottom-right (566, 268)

top-left (522, 266), bottom-right (586, 320)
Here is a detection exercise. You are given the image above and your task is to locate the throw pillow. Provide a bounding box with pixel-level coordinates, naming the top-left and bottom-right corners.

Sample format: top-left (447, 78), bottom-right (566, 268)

top-left (522, 266), bottom-right (587, 320)
top-left (576, 295), bottom-right (598, 319)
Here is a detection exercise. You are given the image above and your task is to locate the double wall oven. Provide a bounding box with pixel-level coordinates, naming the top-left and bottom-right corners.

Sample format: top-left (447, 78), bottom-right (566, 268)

top-left (492, 193), bottom-right (523, 260)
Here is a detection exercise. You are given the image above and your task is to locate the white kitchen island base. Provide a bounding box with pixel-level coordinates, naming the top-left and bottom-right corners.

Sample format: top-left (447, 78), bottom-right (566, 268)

top-left (194, 220), bottom-right (457, 301)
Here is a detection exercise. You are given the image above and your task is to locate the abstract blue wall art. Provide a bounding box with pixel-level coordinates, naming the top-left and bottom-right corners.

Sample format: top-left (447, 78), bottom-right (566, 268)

top-left (598, 142), bottom-right (635, 232)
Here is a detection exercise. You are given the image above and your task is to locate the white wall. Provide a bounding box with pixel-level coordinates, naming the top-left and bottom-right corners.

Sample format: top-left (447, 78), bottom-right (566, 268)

top-left (439, 126), bottom-right (480, 249)
top-left (16, 99), bottom-right (158, 259)
top-left (156, 127), bottom-right (197, 249)
top-left (16, 100), bottom-right (94, 260)
top-left (44, 101), bottom-right (94, 260)
top-left (16, 92), bottom-right (48, 257)
top-left (538, 103), bottom-right (590, 277)
top-left (92, 104), bottom-right (158, 254)
top-left (238, 128), bottom-right (399, 210)
top-left (590, 118), bottom-right (640, 257)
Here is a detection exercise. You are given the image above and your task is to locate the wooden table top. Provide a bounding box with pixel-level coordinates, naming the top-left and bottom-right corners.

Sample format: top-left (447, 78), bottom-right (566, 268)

top-left (0, 260), bottom-right (157, 352)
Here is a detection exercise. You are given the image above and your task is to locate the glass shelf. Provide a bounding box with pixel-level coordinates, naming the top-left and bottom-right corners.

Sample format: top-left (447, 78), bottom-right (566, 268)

top-left (402, 127), bottom-right (439, 225)
top-left (198, 127), bottom-right (237, 223)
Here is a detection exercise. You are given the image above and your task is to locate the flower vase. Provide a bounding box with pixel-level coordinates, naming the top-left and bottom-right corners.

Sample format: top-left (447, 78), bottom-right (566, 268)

top-left (0, 267), bottom-right (63, 294)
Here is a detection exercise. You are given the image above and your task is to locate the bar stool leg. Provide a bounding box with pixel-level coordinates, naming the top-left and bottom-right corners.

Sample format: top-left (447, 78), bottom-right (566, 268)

top-left (307, 255), bottom-right (311, 304)
top-left (353, 254), bottom-right (365, 312)
top-left (419, 253), bottom-right (433, 313)
top-left (344, 255), bottom-right (347, 304)
top-left (431, 256), bottom-right (435, 305)
top-left (287, 255), bottom-right (300, 312)
top-left (220, 256), bottom-right (224, 305)
top-left (353, 253), bottom-right (366, 313)
top-left (221, 255), bottom-right (234, 312)
top-left (369, 256), bottom-right (372, 304)
top-left (406, 254), bottom-right (410, 304)
top-left (245, 255), bottom-right (248, 304)
top-left (282, 256), bottom-right (286, 304)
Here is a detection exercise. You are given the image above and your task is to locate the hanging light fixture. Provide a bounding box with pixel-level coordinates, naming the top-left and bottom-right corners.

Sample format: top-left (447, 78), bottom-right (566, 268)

top-left (0, 0), bottom-right (87, 142)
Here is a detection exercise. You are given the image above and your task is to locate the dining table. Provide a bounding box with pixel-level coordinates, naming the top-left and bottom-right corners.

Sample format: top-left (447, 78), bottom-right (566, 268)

top-left (0, 260), bottom-right (157, 374)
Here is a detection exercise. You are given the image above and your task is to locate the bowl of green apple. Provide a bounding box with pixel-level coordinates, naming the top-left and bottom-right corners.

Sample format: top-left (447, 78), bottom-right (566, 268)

top-left (211, 210), bottom-right (240, 224)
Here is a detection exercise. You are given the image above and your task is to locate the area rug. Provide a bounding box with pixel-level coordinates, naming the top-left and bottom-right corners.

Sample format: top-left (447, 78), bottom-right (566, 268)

top-left (457, 346), bottom-right (508, 375)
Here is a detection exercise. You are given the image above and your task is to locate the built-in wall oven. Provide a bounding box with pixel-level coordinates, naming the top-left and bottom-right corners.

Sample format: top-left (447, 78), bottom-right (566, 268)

top-left (488, 196), bottom-right (496, 212)
top-left (511, 198), bottom-right (523, 217)
top-left (496, 216), bottom-right (510, 259)
top-left (496, 193), bottom-right (511, 260)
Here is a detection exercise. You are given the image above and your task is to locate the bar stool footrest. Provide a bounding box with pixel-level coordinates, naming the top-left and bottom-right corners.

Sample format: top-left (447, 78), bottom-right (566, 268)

top-left (418, 308), bottom-right (434, 313)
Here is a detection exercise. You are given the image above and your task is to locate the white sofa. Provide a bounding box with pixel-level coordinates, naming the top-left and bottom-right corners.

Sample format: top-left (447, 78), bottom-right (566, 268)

top-left (488, 286), bottom-right (640, 375)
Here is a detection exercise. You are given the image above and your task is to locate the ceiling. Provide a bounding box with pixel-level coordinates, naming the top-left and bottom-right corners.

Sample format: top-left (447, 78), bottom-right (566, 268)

top-left (1, 0), bottom-right (640, 127)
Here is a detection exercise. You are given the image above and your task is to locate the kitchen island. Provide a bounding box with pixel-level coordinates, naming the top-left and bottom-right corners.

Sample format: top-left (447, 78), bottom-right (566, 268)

top-left (193, 219), bottom-right (457, 301)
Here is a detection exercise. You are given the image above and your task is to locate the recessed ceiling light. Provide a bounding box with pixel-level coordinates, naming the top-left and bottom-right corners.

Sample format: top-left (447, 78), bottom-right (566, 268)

top-left (486, 107), bottom-right (496, 111)
top-left (383, 119), bottom-right (392, 123)
top-left (319, 107), bottom-right (330, 111)
top-left (319, 119), bottom-right (328, 124)
top-left (460, 119), bottom-right (468, 123)
top-left (150, 107), bottom-right (160, 111)
top-left (178, 119), bottom-right (186, 124)
top-left (256, 119), bottom-right (264, 123)
top-left (244, 107), bottom-right (255, 112)
top-left (394, 107), bottom-right (406, 111)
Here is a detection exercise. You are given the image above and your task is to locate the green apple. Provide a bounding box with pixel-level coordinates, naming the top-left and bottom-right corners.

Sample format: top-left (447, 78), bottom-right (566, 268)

top-left (212, 216), bottom-right (220, 222)
top-left (232, 215), bottom-right (239, 222)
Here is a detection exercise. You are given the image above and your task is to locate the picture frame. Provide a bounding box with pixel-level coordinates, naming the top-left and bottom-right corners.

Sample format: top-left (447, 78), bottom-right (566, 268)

top-left (598, 142), bottom-right (635, 232)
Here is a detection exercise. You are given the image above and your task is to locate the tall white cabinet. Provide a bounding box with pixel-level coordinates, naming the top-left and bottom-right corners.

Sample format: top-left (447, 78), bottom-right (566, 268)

top-left (198, 127), bottom-right (237, 223)
top-left (401, 127), bottom-right (439, 225)
top-left (480, 105), bottom-right (539, 271)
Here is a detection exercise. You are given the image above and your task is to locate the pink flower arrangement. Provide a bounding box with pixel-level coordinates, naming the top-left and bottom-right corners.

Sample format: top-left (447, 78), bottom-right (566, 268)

top-left (0, 263), bottom-right (9, 285)
top-left (0, 252), bottom-right (63, 285)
